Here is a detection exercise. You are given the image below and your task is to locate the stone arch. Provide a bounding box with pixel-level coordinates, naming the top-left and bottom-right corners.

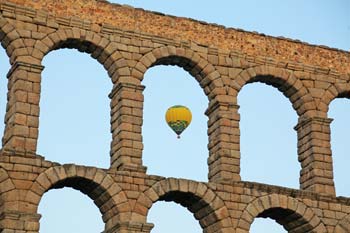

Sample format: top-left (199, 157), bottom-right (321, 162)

top-left (237, 194), bottom-right (327, 233)
top-left (335, 213), bottom-right (350, 233)
top-left (29, 28), bottom-right (129, 160)
top-left (133, 178), bottom-right (233, 232)
top-left (131, 45), bottom-right (224, 98)
top-left (0, 20), bottom-right (12, 152)
top-left (319, 80), bottom-right (350, 197)
top-left (233, 65), bottom-right (319, 189)
top-left (0, 16), bottom-right (26, 64)
top-left (24, 164), bottom-right (130, 230)
top-left (124, 45), bottom-right (224, 175)
top-left (33, 28), bottom-right (128, 83)
top-left (318, 81), bottom-right (350, 117)
top-left (0, 167), bottom-right (15, 196)
top-left (0, 166), bottom-right (16, 221)
top-left (0, 15), bottom-right (39, 154)
top-left (232, 65), bottom-right (315, 117)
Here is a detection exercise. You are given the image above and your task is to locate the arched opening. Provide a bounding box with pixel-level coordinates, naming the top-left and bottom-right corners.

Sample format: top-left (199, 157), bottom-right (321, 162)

top-left (140, 179), bottom-right (230, 232)
top-left (0, 46), bottom-right (10, 141)
top-left (37, 49), bottom-right (112, 168)
top-left (250, 218), bottom-right (286, 233)
top-left (239, 83), bottom-right (299, 188)
top-left (38, 188), bottom-right (104, 233)
top-left (238, 195), bottom-right (326, 233)
top-left (251, 208), bottom-right (312, 232)
top-left (328, 98), bottom-right (350, 197)
top-left (148, 202), bottom-right (201, 233)
top-left (142, 65), bottom-right (207, 181)
top-left (31, 167), bottom-right (121, 233)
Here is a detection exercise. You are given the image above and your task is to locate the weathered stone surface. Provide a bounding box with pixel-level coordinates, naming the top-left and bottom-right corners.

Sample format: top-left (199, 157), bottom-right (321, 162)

top-left (0, 0), bottom-right (349, 232)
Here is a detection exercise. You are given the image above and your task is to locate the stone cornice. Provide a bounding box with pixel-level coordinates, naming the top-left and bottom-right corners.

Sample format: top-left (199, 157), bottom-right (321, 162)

top-left (0, 1), bottom-right (349, 76)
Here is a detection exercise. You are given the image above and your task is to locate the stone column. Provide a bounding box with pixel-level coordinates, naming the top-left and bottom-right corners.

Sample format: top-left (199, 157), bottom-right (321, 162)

top-left (206, 100), bottom-right (241, 182)
top-left (0, 211), bottom-right (41, 232)
top-left (104, 222), bottom-right (154, 233)
top-left (2, 61), bottom-right (43, 155)
top-left (109, 82), bottom-right (147, 172)
top-left (295, 116), bottom-right (335, 196)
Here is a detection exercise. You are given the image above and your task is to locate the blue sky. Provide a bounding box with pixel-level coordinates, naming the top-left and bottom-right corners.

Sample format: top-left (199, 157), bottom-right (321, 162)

top-left (0, 0), bottom-right (349, 232)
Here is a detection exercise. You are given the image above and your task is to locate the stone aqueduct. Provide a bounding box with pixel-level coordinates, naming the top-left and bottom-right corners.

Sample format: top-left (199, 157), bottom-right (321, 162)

top-left (0, 0), bottom-right (349, 232)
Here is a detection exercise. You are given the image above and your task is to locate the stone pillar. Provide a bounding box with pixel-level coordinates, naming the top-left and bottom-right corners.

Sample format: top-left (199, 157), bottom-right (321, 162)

top-left (206, 100), bottom-right (241, 182)
top-left (0, 211), bottom-right (41, 232)
top-left (109, 82), bottom-right (147, 172)
top-left (2, 62), bottom-right (43, 155)
top-left (104, 222), bottom-right (154, 233)
top-left (295, 116), bottom-right (335, 196)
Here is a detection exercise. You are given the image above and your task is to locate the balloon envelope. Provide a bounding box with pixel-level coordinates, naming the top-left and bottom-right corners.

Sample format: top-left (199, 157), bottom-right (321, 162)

top-left (165, 105), bottom-right (192, 138)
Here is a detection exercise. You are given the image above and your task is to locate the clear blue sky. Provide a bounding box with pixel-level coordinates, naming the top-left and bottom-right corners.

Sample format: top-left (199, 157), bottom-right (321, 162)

top-left (0, 0), bottom-right (349, 232)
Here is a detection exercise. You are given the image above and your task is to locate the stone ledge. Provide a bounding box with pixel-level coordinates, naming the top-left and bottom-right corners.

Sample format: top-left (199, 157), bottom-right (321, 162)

top-left (104, 222), bottom-right (154, 233)
top-left (6, 61), bottom-right (44, 78)
top-left (294, 116), bottom-right (333, 131)
top-left (236, 181), bottom-right (350, 205)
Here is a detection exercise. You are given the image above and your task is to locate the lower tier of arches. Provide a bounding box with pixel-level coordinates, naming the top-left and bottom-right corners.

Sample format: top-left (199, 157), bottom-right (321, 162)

top-left (0, 155), bottom-right (348, 233)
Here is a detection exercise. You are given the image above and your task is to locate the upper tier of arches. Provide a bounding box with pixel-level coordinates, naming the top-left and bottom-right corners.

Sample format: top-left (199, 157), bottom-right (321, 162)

top-left (0, 13), bottom-right (348, 198)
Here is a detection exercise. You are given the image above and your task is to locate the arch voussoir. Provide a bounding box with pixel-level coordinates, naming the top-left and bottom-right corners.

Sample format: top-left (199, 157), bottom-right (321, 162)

top-left (141, 53), bottom-right (156, 67)
top-left (132, 45), bottom-right (223, 99)
top-left (0, 16), bottom-right (28, 63)
top-left (319, 82), bottom-right (350, 114)
top-left (239, 69), bottom-right (252, 83)
top-left (43, 167), bottom-right (60, 185)
top-left (100, 175), bottom-right (115, 190)
top-left (36, 29), bottom-right (129, 85)
top-left (0, 168), bottom-right (15, 196)
top-left (113, 190), bottom-right (129, 208)
top-left (144, 186), bottom-right (159, 202)
top-left (233, 65), bottom-right (314, 117)
top-left (24, 165), bottom-right (128, 221)
top-left (167, 45), bottom-right (177, 55)
top-left (91, 37), bottom-right (109, 59)
top-left (237, 194), bottom-right (326, 233)
top-left (29, 182), bottom-right (46, 197)
top-left (133, 179), bottom-right (233, 232)
top-left (103, 42), bottom-right (119, 59)
top-left (334, 211), bottom-right (350, 233)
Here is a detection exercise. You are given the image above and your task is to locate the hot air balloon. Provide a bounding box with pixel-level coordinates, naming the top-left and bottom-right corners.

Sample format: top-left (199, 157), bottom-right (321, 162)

top-left (165, 105), bottom-right (192, 139)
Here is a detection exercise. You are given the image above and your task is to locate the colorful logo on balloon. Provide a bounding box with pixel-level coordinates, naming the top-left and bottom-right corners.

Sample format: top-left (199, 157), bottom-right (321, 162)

top-left (165, 105), bottom-right (192, 138)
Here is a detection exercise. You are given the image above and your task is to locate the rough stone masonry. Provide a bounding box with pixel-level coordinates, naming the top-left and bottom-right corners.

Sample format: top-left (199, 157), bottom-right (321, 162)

top-left (0, 0), bottom-right (349, 232)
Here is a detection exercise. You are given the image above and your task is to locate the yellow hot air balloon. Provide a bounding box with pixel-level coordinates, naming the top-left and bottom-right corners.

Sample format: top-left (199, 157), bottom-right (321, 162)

top-left (165, 105), bottom-right (192, 139)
